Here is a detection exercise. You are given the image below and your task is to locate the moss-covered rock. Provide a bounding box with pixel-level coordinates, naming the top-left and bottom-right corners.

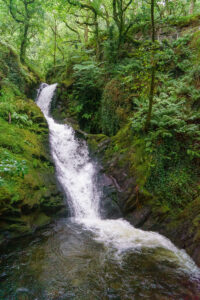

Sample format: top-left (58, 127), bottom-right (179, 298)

top-left (0, 41), bottom-right (40, 96)
top-left (0, 44), bottom-right (65, 245)
top-left (0, 100), bottom-right (65, 244)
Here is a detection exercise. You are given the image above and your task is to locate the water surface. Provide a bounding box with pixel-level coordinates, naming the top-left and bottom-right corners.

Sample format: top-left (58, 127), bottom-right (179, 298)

top-left (1, 218), bottom-right (200, 299)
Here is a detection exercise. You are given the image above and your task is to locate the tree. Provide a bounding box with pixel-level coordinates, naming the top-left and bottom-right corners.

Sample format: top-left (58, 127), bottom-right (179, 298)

top-left (3, 0), bottom-right (42, 63)
top-left (112, 0), bottom-right (134, 53)
top-left (66, 0), bottom-right (101, 59)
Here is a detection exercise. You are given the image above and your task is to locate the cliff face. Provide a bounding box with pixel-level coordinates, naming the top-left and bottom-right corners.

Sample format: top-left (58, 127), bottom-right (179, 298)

top-left (0, 43), bottom-right (65, 244)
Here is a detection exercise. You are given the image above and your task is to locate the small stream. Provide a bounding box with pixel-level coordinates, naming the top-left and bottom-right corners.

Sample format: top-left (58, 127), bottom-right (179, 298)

top-left (1, 84), bottom-right (200, 299)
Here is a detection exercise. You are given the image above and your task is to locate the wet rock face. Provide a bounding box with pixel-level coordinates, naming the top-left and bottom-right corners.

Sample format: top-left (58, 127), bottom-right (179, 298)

top-left (98, 173), bottom-right (122, 219)
top-left (126, 206), bottom-right (152, 228)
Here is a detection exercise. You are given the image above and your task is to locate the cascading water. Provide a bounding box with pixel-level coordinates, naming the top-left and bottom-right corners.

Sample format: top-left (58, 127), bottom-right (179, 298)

top-left (36, 84), bottom-right (200, 279)
top-left (37, 83), bottom-right (100, 219)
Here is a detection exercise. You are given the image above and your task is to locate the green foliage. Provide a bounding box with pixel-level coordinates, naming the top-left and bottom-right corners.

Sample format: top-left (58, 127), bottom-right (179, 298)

top-left (132, 94), bottom-right (199, 140)
top-left (101, 78), bottom-right (128, 136)
top-left (103, 25), bottom-right (118, 64)
top-left (0, 41), bottom-right (38, 95)
top-left (0, 41), bottom-right (53, 222)
top-left (12, 112), bottom-right (33, 127)
top-left (145, 138), bottom-right (198, 207)
top-left (130, 65), bottom-right (200, 207)
top-left (0, 150), bottom-right (28, 180)
top-left (71, 60), bottom-right (103, 133)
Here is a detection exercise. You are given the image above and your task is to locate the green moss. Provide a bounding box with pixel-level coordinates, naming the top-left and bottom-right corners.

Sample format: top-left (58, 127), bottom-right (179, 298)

top-left (0, 102), bottom-right (61, 239)
top-left (164, 197), bottom-right (200, 248)
top-left (190, 30), bottom-right (200, 62)
top-left (30, 212), bottom-right (51, 228)
top-left (0, 41), bottom-right (39, 94)
top-left (0, 44), bottom-right (63, 242)
top-left (191, 30), bottom-right (200, 47)
top-left (87, 133), bottom-right (108, 152)
top-left (101, 79), bottom-right (129, 136)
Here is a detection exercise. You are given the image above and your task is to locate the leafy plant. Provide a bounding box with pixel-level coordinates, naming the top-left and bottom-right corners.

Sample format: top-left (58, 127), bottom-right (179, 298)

top-left (0, 150), bottom-right (28, 179)
top-left (12, 112), bottom-right (33, 127)
top-left (71, 60), bottom-right (103, 133)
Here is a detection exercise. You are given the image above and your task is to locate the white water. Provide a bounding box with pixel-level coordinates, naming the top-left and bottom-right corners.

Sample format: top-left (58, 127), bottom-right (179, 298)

top-left (37, 83), bottom-right (200, 277)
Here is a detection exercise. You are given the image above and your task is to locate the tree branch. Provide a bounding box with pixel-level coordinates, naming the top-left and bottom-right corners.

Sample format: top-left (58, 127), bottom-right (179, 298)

top-left (124, 21), bottom-right (134, 36)
top-left (67, 0), bottom-right (96, 14)
top-left (2, 0), bottom-right (24, 23)
top-left (75, 20), bottom-right (96, 26)
top-left (123, 0), bottom-right (133, 12)
top-left (64, 21), bottom-right (81, 40)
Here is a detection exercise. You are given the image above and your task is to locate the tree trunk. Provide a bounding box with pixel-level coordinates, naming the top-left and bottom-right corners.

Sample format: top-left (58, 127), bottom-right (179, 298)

top-left (189, 0), bottom-right (196, 14)
top-left (144, 0), bottom-right (156, 132)
top-left (117, 0), bottom-right (124, 50)
top-left (113, 0), bottom-right (122, 57)
top-left (144, 65), bottom-right (156, 131)
top-left (151, 0), bottom-right (155, 43)
top-left (84, 25), bottom-right (89, 43)
top-left (94, 13), bottom-right (100, 60)
top-left (117, 20), bottom-right (124, 51)
top-left (20, 23), bottom-right (29, 63)
top-left (103, 5), bottom-right (110, 29)
top-left (53, 19), bottom-right (57, 73)
top-left (164, 0), bottom-right (170, 16)
top-left (8, 112), bottom-right (11, 124)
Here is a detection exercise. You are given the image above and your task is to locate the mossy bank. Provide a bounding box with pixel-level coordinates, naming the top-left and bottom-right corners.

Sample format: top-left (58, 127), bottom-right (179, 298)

top-left (0, 43), bottom-right (65, 244)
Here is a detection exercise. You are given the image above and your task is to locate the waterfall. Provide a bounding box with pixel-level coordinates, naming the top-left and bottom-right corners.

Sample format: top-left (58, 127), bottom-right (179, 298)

top-left (36, 83), bottom-right (200, 277)
top-left (37, 83), bottom-right (100, 219)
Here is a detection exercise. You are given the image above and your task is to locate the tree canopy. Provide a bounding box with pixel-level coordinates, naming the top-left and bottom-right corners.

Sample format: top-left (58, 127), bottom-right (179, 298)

top-left (1, 0), bottom-right (199, 69)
